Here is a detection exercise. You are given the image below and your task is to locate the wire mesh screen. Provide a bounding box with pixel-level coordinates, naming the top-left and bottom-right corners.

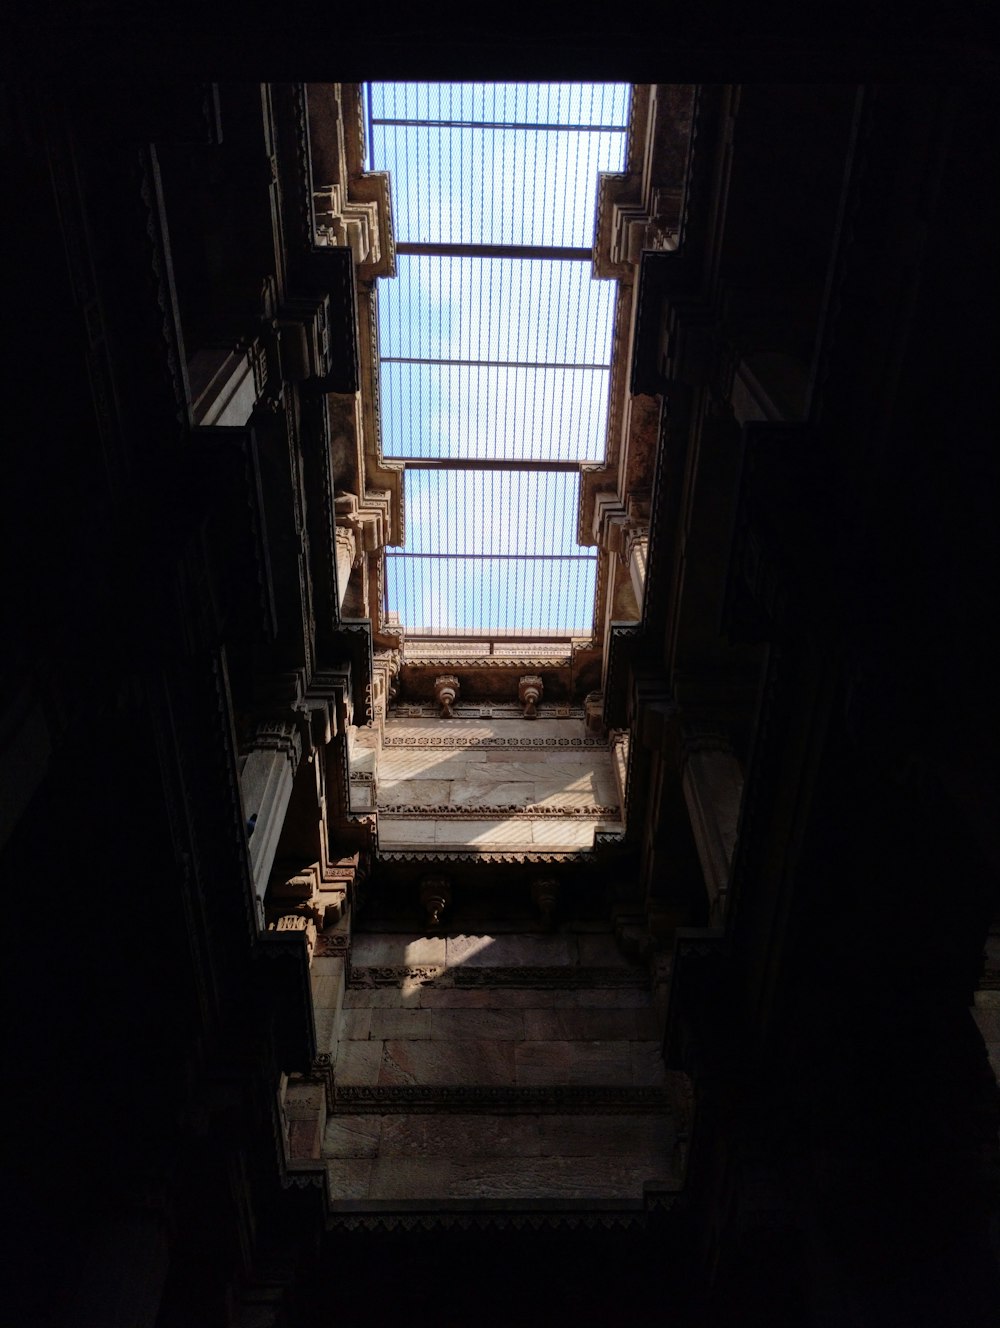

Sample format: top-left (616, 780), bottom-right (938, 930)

top-left (368, 84), bottom-right (630, 247)
top-left (386, 554), bottom-right (598, 637)
top-left (366, 82), bottom-right (630, 639)
top-left (379, 256), bottom-right (616, 462)
top-left (387, 471), bottom-right (597, 636)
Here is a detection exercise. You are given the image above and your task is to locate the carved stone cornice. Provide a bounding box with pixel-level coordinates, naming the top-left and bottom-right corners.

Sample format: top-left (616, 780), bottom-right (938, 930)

top-left (400, 654), bottom-right (572, 669)
top-left (347, 964), bottom-right (649, 990)
top-left (323, 1204), bottom-right (676, 1232)
top-left (376, 848), bottom-right (599, 866)
top-left (246, 717), bottom-right (304, 768)
top-left (602, 623), bottom-right (642, 731)
top-left (390, 702), bottom-right (581, 718)
top-left (378, 805), bottom-right (620, 818)
top-left (380, 733), bottom-right (607, 749)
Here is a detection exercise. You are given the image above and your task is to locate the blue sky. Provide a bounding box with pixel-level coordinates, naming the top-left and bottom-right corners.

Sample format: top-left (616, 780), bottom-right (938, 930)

top-left (366, 83), bottom-right (630, 636)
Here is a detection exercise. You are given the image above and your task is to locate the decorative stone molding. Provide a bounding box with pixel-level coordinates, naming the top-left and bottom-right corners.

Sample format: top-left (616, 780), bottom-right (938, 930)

top-left (332, 1085), bottom-right (673, 1115)
top-left (348, 965), bottom-right (648, 990)
top-left (314, 181), bottom-right (382, 266)
top-left (268, 913), bottom-right (318, 959)
top-left (378, 804), bottom-right (620, 818)
top-left (401, 654), bottom-right (574, 669)
top-left (334, 523), bottom-right (357, 568)
top-left (370, 647), bottom-right (402, 722)
top-left (380, 734), bottom-right (606, 749)
top-left (390, 702), bottom-right (583, 718)
top-left (376, 848), bottom-right (597, 866)
top-left (324, 1208), bottom-right (671, 1232)
top-left (418, 874), bottom-right (452, 927)
top-left (433, 675), bottom-right (460, 718)
top-left (246, 718), bottom-right (304, 766)
top-left (334, 490), bottom-right (385, 560)
top-left (314, 928), bottom-right (350, 958)
top-left (518, 674), bottom-right (543, 719)
top-left (306, 83), bottom-right (395, 281)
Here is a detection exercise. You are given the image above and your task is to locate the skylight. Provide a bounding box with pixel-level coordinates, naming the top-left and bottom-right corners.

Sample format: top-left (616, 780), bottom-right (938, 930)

top-left (366, 83), bottom-right (630, 639)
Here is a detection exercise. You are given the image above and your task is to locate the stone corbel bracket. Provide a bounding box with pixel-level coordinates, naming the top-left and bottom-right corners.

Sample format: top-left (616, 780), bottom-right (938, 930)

top-left (433, 675), bottom-right (460, 719)
top-left (518, 674), bottom-right (543, 719)
top-left (419, 874), bottom-right (452, 928)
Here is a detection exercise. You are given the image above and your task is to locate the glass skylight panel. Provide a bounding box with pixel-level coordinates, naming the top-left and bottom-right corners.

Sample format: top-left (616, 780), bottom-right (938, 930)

top-left (379, 257), bottom-right (616, 365)
top-left (365, 82), bottom-right (630, 638)
top-left (389, 471), bottom-right (597, 637)
top-left (387, 554), bottom-right (598, 637)
top-left (369, 83), bottom-right (629, 248)
top-left (379, 256), bottom-right (616, 462)
top-left (403, 471), bottom-right (586, 556)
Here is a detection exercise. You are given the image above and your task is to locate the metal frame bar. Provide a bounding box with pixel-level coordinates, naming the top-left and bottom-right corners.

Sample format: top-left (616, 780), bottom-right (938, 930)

top-left (386, 552), bottom-right (595, 562)
top-left (396, 242), bottom-right (592, 261)
top-left (370, 117), bottom-right (627, 134)
top-left (382, 355), bottom-right (609, 370)
top-left (395, 458), bottom-right (585, 473)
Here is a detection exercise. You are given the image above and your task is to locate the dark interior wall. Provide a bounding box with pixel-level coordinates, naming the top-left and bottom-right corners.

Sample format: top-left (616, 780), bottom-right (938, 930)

top-left (3, 64), bottom-right (999, 1328)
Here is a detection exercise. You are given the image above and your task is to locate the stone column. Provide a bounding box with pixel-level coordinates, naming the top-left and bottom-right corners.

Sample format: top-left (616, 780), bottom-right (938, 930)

top-left (333, 526), bottom-right (356, 613)
top-left (681, 724), bottom-right (743, 926)
top-left (625, 526), bottom-right (649, 613)
top-left (188, 337), bottom-right (267, 427)
top-left (283, 1076), bottom-right (328, 1161)
top-left (240, 719), bottom-right (303, 923)
top-left (610, 729), bottom-right (631, 819)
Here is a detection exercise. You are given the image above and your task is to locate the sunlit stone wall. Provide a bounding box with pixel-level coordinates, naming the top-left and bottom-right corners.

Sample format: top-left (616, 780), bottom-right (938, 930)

top-left (373, 716), bottom-right (622, 851)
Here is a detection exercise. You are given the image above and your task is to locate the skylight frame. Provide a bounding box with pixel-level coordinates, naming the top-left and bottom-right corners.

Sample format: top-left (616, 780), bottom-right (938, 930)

top-left (366, 82), bottom-right (630, 642)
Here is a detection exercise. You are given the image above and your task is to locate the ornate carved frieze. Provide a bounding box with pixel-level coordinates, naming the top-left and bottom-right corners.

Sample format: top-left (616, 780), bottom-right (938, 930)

top-left (390, 702), bottom-right (580, 718)
top-left (332, 1085), bottom-right (673, 1115)
top-left (380, 734), bottom-right (607, 749)
top-left (313, 929), bottom-right (350, 958)
top-left (379, 804), bottom-right (619, 819)
top-left (400, 656), bottom-right (573, 670)
top-left (375, 848), bottom-right (597, 866)
top-left (323, 1208), bottom-right (670, 1232)
top-left (347, 965), bottom-right (648, 990)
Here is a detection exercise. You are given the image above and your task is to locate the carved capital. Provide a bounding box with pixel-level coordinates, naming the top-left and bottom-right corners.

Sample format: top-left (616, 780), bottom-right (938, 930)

top-left (249, 718), bottom-right (303, 767)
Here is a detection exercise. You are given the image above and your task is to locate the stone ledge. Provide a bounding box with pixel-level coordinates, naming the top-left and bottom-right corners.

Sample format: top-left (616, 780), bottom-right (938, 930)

top-left (332, 1085), bottom-right (674, 1114)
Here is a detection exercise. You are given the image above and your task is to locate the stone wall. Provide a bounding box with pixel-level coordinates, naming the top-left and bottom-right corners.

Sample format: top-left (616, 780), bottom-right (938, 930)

top-left (324, 931), bottom-right (676, 1204)
top-left (373, 716), bottom-right (623, 852)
